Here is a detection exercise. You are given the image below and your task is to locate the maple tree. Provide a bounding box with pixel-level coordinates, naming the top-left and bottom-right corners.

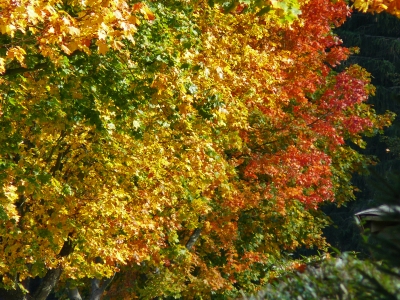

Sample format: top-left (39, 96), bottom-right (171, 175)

top-left (0, 0), bottom-right (395, 299)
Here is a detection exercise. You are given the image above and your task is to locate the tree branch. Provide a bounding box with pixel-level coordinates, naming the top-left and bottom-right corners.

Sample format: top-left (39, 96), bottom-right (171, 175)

top-left (31, 234), bottom-right (75, 300)
top-left (1, 63), bottom-right (48, 77)
top-left (67, 286), bottom-right (83, 300)
top-left (32, 267), bottom-right (62, 300)
top-left (185, 216), bottom-right (206, 251)
top-left (50, 145), bottom-right (72, 176)
top-left (58, 233), bottom-right (75, 258)
top-left (185, 228), bottom-right (202, 251)
top-left (89, 274), bottom-right (116, 300)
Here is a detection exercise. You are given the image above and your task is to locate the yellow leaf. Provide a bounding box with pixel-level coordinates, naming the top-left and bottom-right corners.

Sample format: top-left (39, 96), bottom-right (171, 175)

top-left (67, 41), bottom-right (79, 53)
top-left (115, 252), bottom-right (126, 263)
top-left (61, 44), bottom-right (72, 55)
top-left (128, 15), bottom-right (141, 25)
top-left (68, 26), bottom-right (81, 36)
top-left (0, 58), bottom-right (5, 74)
top-left (7, 46), bottom-right (26, 59)
top-left (3, 184), bottom-right (18, 202)
top-left (140, 6), bottom-right (155, 21)
top-left (6, 47), bottom-right (27, 67)
top-left (111, 40), bottom-right (124, 51)
top-left (97, 41), bottom-right (108, 55)
top-left (27, 6), bottom-right (38, 20)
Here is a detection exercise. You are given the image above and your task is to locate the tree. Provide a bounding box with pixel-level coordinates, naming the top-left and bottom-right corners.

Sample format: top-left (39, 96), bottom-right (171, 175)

top-left (253, 9), bottom-right (400, 300)
top-left (321, 10), bottom-right (400, 253)
top-left (0, 0), bottom-right (393, 299)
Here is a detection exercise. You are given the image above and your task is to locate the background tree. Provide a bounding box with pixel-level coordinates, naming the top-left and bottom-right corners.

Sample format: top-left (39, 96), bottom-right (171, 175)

top-left (322, 11), bottom-right (400, 253)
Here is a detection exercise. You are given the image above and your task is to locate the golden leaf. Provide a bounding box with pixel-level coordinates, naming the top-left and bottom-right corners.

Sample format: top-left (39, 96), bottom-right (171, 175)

top-left (61, 44), bottom-right (72, 55)
top-left (97, 41), bottom-right (108, 55)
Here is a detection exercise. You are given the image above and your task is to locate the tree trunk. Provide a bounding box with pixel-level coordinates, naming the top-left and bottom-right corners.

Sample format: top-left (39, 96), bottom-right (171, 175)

top-left (32, 266), bottom-right (62, 300)
top-left (89, 276), bottom-right (115, 300)
top-left (67, 286), bottom-right (83, 300)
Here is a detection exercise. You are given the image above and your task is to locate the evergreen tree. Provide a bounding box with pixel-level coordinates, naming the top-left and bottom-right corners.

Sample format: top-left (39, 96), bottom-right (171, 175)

top-left (323, 12), bottom-right (400, 252)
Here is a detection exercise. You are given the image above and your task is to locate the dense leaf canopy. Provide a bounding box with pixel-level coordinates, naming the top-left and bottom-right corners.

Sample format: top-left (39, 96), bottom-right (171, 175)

top-left (0, 0), bottom-right (394, 298)
top-left (353, 0), bottom-right (400, 18)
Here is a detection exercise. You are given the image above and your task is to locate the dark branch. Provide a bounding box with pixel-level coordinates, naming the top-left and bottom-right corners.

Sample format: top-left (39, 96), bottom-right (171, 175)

top-left (186, 228), bottom-right (202, 251)
top-left (89, 275), bottom-right (116, 300)
top-left (185, 215), bottom-right (207, 251)
top-left (58, 233), bottom-right (75, 257)
top-left (31, 235), bottom-right (75, 300)
top-left (32, 266), bottom-right (62, 300)
top-left (67, 286), bottom-right (83, 300)
top-left (1, 63), bottom-right (48, 77)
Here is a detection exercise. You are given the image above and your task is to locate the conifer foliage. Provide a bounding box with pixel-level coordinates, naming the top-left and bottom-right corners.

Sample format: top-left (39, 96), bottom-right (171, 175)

top-left (0, 0), bottom-right (394, 298)
top-left (323, 11), bottom-right (400, 253)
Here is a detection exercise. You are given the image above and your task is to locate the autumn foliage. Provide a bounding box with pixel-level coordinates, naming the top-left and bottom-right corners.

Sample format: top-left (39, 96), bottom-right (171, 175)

top-left (0, 0), bottom-right (394, 299)
top-left (352, 0), bottom-right (400, 18)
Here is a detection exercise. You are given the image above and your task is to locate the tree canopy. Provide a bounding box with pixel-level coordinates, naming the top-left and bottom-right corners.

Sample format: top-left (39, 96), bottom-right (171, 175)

top-left (0, 0), bottom-right (395, 299)
top-left (353, 0), bottom-right (400, 18)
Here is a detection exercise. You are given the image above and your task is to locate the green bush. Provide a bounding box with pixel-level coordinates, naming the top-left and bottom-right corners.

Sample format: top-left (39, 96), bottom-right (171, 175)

top-left (245, 252), bottom-right (400, 300)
